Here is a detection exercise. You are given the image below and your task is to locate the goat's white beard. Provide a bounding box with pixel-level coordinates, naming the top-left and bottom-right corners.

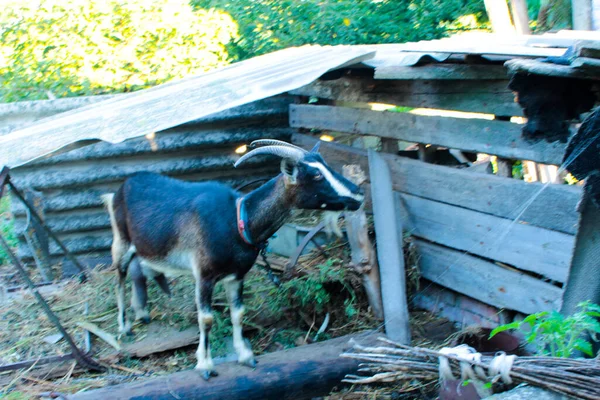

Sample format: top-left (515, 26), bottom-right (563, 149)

top-left (322, 211), bottom-right (343, 238)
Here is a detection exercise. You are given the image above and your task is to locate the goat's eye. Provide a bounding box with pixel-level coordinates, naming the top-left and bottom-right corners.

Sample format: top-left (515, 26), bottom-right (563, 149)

top-left (314, 172), bottom-right (323, 181)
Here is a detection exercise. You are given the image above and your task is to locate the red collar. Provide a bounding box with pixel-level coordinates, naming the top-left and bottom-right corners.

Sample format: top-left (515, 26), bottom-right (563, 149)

top-left (236, 197), bottom-right (255, 247)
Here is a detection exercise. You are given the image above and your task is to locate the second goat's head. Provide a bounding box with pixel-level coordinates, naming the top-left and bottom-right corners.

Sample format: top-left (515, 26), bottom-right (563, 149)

top-left (235, 139), bottom-right (364, 211)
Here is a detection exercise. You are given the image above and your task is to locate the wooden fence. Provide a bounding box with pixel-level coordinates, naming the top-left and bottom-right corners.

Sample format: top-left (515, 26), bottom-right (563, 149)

top-left (289, 67), bottom-right (585, 326)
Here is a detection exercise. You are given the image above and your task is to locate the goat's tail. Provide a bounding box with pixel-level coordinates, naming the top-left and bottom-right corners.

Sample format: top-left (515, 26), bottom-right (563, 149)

top-left (101, 193), bottom-right (120, 241)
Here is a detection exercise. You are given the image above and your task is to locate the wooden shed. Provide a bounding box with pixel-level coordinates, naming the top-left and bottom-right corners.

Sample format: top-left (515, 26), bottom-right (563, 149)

top-left (1, 32), bottom-right (600, 396)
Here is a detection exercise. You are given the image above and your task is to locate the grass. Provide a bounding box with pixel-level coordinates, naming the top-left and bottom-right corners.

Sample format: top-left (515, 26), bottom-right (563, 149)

top-left (0, 195), bottom-right (18, 266)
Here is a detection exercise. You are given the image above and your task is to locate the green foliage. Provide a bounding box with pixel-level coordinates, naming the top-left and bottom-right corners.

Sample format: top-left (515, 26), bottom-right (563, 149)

top-left (1, 1), bottom-right (488, 102)
top-left (0, 196), bottom-right (18, 266)
top-left (192, 0), bottom-right (488, 61)
top-left (490, 301), bottom-right (600, 358)
top-left (268, 258), bottom-right (353, 316)
top-left (0, 0), bottom-right (238, 102)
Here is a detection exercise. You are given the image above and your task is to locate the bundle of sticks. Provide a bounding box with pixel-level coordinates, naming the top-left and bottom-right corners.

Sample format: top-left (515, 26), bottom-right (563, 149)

top-left (341, 337), bottom-right (600, 400)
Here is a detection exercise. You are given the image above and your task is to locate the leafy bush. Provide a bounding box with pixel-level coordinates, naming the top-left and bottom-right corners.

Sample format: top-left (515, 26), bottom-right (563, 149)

top-left (192, 0), bottom-right (488, 61)
top-left (0, 0), bottom-right (238, 102)
top-left (490, 301), bottom-right (600, 357)
top-left (1, 0), bottom-right (488, 102)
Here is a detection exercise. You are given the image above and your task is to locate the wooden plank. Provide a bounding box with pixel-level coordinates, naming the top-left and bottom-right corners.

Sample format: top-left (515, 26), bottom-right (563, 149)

top-left (413, 282), bottom-right (511, 329)
top-left (369, 150), bottom-right (410, 343)
top-left (505, 59), bottom-right (600, 80)
top-left (375, 64), bottom-right (509, 80)
top-left (290, 77), bottom-right (523, 116)
top-left (397, 40), bottom-right (566, 58)
top-left (293, 135), bottom-right (581, 235)
top-left (397, 192), bottom-right (573, 282)
top-left (71, 331), bottom-right (380, 400)
top-left (414, 240), bottom-right (562, 314)
top-left (290, 105), bottom-right (565, 165)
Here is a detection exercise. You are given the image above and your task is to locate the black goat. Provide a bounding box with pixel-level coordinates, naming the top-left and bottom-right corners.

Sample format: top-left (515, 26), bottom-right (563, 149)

top-left (102, 139), bottom-right (363, 379)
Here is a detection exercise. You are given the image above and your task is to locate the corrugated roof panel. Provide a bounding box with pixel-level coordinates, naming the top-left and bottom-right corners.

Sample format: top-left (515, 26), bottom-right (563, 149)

top-left (0, 45), bottom-right (374, 169)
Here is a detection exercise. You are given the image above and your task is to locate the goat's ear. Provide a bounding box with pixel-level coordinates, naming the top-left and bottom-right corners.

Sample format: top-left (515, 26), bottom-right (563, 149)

top-left (280, 158), bottom-right (298, 184)
top-left (310, 141), bottom-right (321, 153)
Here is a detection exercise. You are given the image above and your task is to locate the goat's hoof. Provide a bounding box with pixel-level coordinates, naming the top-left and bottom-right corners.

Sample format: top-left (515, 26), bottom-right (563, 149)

top-left (240, 358), bottom-right (257, 369)
top-left (197, 369), bottom-right (218, 380)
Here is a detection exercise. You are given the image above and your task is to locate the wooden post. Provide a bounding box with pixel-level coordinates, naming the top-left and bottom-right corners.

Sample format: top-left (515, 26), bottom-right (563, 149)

top-left (23, 189), bottom-right (53, 282)
top-left (561, 184), bottom-right (600, 314)
top-left (380, 138), bottom-right (398, 154)
top-left (496, 157), bottom-right (513, 178)
top-left (368, 149), bottom-right (411, 344)
top-left (572, 0), bottom-right (593, 30)
top-left (561, 183), bottom-right (600, 355)
top-left (510, 0), bottom-right (532, 34)
top-left (484, 0), bottom-right (516, 34)
top-left (342, 165), bottom-right (383, 320)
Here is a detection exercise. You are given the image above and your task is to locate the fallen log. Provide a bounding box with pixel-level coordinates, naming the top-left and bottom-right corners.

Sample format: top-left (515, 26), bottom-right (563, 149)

top-left (71, 330), bottom-right (380, 400)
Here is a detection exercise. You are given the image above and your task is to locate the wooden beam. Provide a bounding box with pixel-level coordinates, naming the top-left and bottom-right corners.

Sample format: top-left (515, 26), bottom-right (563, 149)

top-left (369, 150), bottom-right (410, 344)
top-left (71, 331), bottom-right (380, 400)
top-left (396, 192), bottom-right (573, 282)
top-left (290, 77), bottom-right (523, 116)
top-left (290, 105), bottom-right (565, 165)
top-left (375, 64), bottom-right (509, 80)
top-left (414, 240), bottom-right (562, 314)
top-left (292, 134), bottom-right (581, 235)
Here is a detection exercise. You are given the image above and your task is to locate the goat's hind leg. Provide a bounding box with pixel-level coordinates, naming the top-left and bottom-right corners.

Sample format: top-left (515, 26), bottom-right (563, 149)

top-left (129, 257), bottom-right (151, 324)
top-left (114, 244), bottom-right (136, 335)
top-left (193, 267), bottom-right (217, 380)
top-left (224, 275), bottom-right (256, 368)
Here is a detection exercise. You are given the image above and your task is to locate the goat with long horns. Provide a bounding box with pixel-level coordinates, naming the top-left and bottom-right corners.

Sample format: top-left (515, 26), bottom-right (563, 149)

top-left (102, 139), bottom-right (364, 379)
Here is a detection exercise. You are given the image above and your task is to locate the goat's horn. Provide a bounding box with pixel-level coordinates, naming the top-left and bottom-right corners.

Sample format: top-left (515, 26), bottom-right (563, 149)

top-left (234, 145), bottom-right (304, 168)
top-left (250, 139), bottom-right (308, 153)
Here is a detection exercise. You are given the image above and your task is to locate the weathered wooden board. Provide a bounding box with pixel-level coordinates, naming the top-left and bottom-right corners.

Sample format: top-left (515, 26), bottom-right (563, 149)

top-left (11, 153), bottom-right (272, 191)
top-left (290, 77), bottom-right (523, 116)
top-left (292, 135), bottom-right (581, 235)
top-left (397, 192), bottom-right (573, 282)
top-left (505, 58), bottom-right (600, 80)
top-left (369, 150), bottom-right (410, 343)
top-left (290, 105), bottom-right (565, 165)
top-left (11, 172), bottom-right (277, 216)
top-left (375, 64), bottom-right (509, 80)
top-left (414, 240), bottom-right (562, 314)
top-left (413, 282), bottom-right (511, 329)
top-left (71, 330), bottom-right (380, 400)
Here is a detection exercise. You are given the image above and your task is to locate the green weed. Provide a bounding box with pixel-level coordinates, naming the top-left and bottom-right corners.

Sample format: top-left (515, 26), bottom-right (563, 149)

top-left (490, 301), bottom-right (600, 357)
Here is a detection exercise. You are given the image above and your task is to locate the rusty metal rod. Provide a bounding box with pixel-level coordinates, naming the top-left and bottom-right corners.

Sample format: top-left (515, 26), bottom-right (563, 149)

top-left (7, 179), bottom-right (87, 281)
top-left (0, 233), bottom-right (105, 372)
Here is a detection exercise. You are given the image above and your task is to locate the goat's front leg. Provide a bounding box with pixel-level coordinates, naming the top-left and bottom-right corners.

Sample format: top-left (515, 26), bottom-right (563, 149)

top-left (224, 275), bottom-right (256, 368)
top-left (193, 268), bottom-right (216, 380)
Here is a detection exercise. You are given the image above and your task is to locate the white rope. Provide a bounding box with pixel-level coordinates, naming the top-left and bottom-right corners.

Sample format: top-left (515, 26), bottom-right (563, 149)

top-left (438, 345), bottom-right (516, 385)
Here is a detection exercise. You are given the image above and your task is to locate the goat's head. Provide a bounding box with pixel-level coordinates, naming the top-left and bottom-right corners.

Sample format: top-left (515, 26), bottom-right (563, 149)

top-left (235, 139), bottom-right (364, 211)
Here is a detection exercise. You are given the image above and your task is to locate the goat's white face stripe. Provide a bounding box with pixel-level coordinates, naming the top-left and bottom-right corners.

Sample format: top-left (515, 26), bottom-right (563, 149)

top-left (306, 162), bottom-right (363, 201)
